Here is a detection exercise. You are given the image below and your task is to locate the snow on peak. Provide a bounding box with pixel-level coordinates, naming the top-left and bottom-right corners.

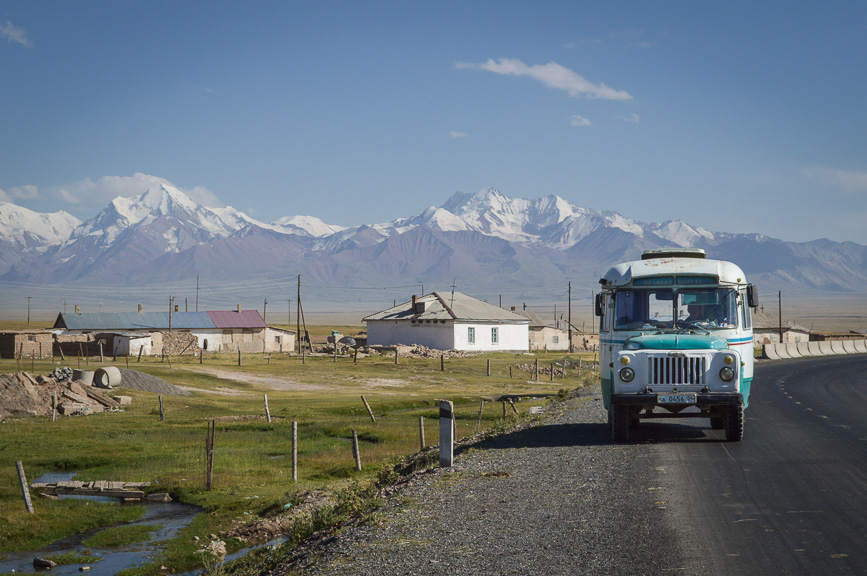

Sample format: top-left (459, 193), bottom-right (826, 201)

top-left (271, 215), bottom-right (347, 237)
top-left (0, 202), bottom-right (81, 246)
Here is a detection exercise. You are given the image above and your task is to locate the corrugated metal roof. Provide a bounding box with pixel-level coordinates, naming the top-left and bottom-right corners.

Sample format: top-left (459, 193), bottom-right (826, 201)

top-left (363, 291), bottom-right (529, 324)
top-left (207, 310), bottom-right (267, 329)
top-left (54, 310), bottom-right (266, 331)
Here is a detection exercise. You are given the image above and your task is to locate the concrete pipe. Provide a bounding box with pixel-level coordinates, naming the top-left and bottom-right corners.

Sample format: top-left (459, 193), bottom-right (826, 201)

top-left (94, 366), bottom-right (122, 389)
top-left (72, 369), bottom-right (95, 386)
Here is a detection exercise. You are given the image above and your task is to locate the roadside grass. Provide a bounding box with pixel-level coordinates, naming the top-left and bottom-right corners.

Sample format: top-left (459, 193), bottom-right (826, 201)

top-left (0, 348), bottom-right (597, 575)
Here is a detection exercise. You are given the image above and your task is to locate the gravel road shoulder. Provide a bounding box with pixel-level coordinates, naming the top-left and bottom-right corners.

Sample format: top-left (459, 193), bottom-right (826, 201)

top-left (282, 386), bottom-right (688, 575)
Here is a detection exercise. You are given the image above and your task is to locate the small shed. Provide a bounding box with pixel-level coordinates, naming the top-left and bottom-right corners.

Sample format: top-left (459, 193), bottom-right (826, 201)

top-left (363, 291), bottom-right (529, 352)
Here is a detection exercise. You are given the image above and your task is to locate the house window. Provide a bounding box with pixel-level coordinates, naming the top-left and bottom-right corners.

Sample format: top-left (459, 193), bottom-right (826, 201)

top-left (467, 327), bottom-right (475, 344)
top-left (553, 336), bottom-right (559, 344)
top-left (491, 327), bottom-right (499, 345)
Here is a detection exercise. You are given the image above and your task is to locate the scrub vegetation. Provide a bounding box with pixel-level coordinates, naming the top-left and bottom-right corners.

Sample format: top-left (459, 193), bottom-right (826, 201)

top-left (0, 327), bottom-right (598, 575)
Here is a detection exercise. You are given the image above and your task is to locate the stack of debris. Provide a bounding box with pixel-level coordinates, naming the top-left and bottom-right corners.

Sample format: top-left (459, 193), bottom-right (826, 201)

top-left (0, 371), bottom-right (122, 419)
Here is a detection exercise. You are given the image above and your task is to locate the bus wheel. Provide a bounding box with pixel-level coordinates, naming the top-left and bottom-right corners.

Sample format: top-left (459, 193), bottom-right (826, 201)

top-left (710, 417), bottom-right (724, 429)
top-left (611, 404), bottom-right (629, 442)
top-left (725, 405), bottom-right (744, 442)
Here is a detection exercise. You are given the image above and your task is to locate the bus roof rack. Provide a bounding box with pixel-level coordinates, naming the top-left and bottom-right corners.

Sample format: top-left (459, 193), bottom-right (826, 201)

top-left (641, 248), bottom-right (707, 260)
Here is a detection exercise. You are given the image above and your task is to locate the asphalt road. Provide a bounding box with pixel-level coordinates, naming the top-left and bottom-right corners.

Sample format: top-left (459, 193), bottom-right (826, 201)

top-left (291, 355), bottom-right (867, 575)
top-left (648, 355), bottom-right (867, 575)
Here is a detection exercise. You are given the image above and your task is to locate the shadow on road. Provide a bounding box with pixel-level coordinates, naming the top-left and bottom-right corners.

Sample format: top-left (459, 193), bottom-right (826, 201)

top-left (464, 419), bottom-right (728, 453)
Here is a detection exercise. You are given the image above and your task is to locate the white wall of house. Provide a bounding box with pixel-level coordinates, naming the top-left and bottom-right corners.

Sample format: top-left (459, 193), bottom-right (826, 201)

top-left (113, 335), bottom-right (153, 356)
top-left (453, 322), bottom-right (528, 352)
top-left (366, 320), bottom-right (455, 349)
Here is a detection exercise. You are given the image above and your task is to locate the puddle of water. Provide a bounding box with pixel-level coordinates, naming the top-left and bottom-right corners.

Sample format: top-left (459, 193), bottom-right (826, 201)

top-left (0, 473), bottom-right (200, 575)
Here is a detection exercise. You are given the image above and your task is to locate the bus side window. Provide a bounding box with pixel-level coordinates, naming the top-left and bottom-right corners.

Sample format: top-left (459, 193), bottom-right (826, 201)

top-left (603, 296), bottom-right (613, 332)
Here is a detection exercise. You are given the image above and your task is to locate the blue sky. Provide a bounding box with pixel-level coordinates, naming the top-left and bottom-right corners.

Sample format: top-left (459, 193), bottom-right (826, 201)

top-left (1, 1), bottom-right (866, 244)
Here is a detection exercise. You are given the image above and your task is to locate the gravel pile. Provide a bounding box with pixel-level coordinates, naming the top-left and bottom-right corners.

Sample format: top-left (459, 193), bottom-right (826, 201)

top-left (116, 369), bottom-right (191, 396)
top-left (278, 386), bottom-right (684, 576)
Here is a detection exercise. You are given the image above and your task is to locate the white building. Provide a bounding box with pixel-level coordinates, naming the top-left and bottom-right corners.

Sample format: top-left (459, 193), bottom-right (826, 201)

top-left (363, 291), bottom-right (530, 352)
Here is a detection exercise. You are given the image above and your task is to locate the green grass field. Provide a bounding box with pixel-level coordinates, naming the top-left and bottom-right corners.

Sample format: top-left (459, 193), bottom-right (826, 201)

top-left (0, 345), bottom-right (597, 575)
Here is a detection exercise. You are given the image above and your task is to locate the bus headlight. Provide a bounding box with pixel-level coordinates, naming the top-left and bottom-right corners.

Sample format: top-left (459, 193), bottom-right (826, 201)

top-left (620, 367), bottom-right (635, 382)
top-left (719, 366), bottom-right (735, 382)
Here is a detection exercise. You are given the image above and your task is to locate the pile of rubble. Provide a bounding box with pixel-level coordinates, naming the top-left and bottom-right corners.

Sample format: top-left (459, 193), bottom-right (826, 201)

top-left (390, 344), bottom-right (479, 359)
top-left (0, 371), bottom-right (124, 419)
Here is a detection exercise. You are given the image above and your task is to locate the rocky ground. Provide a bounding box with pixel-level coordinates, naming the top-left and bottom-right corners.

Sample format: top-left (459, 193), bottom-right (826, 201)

top-left (265, 385), bottom-right (686, 576)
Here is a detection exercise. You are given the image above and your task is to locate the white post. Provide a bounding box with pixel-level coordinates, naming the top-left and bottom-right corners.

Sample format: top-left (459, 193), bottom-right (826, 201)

top-left (439, 400), bottom-right (454, 467)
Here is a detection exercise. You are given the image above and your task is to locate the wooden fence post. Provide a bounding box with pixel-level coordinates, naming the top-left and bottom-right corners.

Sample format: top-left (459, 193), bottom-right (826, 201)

top-left (486, 359), bottom-right (491, 376)
top-left (159, 395), bottom-right (165, 421)
top-left (534, 358), bottom-right (539, 381)
top-left (52, 392), bottom-right (57, 422)
top-left (351, 428), bottom-right (362, 471)
top-left (238, 348), bottom-right (242, 367)
top-left (550, 362), bottom-right (554, 382)
top-left (394, 349), bottom-right (399, 365)
top-left (439, 400), bottom-right (454, 467)
top-left (419, 416), bottom-right (425, 450)
top-left (206, 420), bottom-right (215, 491)
top-left (292, 421), bottom-right (298, 482)
top-left (476, 398), bottom-right (485, 432)
top-left (16, 461), bottom-right (34, 514)
top-left (264, 394), bottom-right (271, 423)
top-left (440, 353), bottom-right (444, 371)
top-left (138, 346), bottom-right (144, 362)
top-left (361, 396), bottom-right (376, 422)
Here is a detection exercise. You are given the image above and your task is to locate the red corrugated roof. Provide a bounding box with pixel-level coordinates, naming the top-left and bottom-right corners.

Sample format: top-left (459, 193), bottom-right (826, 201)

top-left (207, 310), bottom-right (267, 329)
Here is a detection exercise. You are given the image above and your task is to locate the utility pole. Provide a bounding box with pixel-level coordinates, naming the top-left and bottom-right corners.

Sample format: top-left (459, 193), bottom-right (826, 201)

top-left (778, 291), bottom-right (783, 344)
top-left (196, 274), bottom-right (200, 312)
top-left (568, 282), bottom-right (573, 353)
top-left (26, 297), bottom-right (31, 326)
top-left (297, 275), bottom-right (301, 353)
top-left (263, 298), bottom-right (268, 323)
top-left (169, 296), bottom-right (173, 332)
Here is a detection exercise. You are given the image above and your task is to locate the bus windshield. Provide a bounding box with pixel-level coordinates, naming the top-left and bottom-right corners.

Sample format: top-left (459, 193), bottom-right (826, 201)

top-left (614, 288), bottom-right (738, 331)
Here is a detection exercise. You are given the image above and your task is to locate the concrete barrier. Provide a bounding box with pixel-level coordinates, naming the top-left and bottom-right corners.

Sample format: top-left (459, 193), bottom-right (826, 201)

top-left (762, 344), bottom-right (782, 360)
top-left (854, 339), bottom-right (867, 354)
top-left (819, 341), bottom-right (835, 355)
top-left (808, 342), bottom-right (824, 356)
top-left (830, 341), bottom-right (849, 355)
top-left (796, 342), bottom-right (812, 357)
top-left (843, 340), bottom-right (858, 354)
top-left (776, 344), bottom-right (792, 359)
top-left (785, 343), bottom-right (802, 358)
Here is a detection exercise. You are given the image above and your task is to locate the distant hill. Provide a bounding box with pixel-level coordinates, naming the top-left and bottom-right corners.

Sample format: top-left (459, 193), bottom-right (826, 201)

top-left (2, 187), bottom-right (865, 313)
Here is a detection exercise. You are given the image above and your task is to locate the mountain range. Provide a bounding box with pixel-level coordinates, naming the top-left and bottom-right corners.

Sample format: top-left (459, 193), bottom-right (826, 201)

top-left (2, 186), bottom-right (866, 312)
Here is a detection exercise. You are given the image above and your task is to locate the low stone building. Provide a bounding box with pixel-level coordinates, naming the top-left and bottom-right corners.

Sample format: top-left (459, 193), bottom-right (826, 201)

top-left (0, 330), bottom-right (54, 359)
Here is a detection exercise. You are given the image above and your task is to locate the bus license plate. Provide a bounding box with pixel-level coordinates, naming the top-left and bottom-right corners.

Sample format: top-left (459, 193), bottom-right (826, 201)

top-left (657, 394), bottom-right (696, 404)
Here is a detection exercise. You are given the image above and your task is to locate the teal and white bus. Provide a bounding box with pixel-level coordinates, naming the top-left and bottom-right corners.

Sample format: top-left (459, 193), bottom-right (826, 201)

top-left (595, 248), bottom-right (759, 442)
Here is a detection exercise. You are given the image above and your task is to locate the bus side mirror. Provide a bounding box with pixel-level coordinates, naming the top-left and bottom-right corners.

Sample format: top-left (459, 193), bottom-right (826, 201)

top-left (595, 293), bottom-right (605, 317)
top-left (747, 285), bottom-right (759, 309)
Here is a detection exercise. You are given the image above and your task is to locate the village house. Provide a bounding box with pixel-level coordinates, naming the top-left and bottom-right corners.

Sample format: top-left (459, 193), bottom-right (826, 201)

top-left (751, 312), bottom-right (812, 346)
top-left (363, 291), bottom-right (529, 352)
top-left (513, 308), bottom-right (570, 352)
top-left (52, 306), bottom-right (294, 355)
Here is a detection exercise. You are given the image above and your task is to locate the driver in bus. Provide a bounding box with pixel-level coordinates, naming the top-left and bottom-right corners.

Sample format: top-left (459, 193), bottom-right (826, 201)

top-left (686, 303), bottom-right (721, 324)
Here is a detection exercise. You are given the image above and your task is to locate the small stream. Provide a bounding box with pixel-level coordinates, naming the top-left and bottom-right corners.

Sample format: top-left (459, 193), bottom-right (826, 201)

top-left (0, 473), bottom-right (200, 575)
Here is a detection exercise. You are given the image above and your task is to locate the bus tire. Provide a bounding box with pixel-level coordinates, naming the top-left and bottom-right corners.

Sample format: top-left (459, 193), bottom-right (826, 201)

top-left (725, 405), bottom-right (744, 442)
top-left (611, 404), bottom-right (629, 442)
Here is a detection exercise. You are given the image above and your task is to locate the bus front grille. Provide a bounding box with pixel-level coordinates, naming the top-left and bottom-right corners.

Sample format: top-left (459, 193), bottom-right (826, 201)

top-left (649, 356), bottom-right (705, 385)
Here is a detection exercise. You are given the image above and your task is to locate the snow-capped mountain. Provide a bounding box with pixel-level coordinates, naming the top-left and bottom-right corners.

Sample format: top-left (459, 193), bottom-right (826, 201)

top-left (0, 202), bottom-right (81, 274)
top-left (2, 186), bottom-right (865, 300)
top-left (0, 202), bottom-right (81, 247)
